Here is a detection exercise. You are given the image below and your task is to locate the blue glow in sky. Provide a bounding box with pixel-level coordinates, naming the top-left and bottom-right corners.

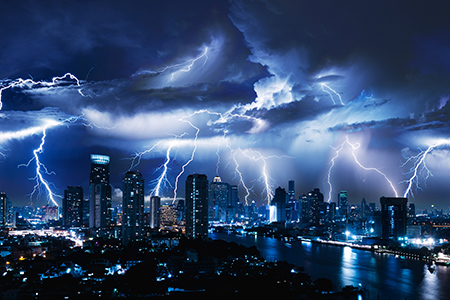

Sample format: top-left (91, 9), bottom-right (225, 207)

top-left (1, 0), bottom-right (450, 208)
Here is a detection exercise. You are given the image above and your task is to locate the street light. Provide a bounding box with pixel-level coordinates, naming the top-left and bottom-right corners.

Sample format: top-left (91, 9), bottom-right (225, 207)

top-left (345, 231), bottom-right (350, 241)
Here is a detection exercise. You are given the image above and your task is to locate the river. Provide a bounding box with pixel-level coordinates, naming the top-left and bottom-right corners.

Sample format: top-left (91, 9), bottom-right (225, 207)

top-left (211, 232), bottom-right (450, 300)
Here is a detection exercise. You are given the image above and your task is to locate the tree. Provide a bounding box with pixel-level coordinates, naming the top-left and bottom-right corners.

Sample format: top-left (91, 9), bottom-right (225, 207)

top-left (314, 277), bottom-right (333, 293)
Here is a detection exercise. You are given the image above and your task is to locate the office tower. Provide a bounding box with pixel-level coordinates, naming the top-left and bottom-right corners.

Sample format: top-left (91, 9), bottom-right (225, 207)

top-left (150, 196), bottom-right (161, 229)
top-left (82, 198), bottom-right (90, 227)
top-left (288, 180), bottom-right (295, 200)
top-left (228, 185), bottom-right (239, 222)
top-left (176, 199), bottom-right (185, 223)
top-left (338, 191), bottom-right (348, 217)
top-left (328, 202), bottom-right (336, 222)
top-left (63, 186), bottom-right (84, 228)
top-left (287, 180), bottom-right (297, 221)
top-left (408, 203), bottom-right (416, 218)
top-left (122, 171), bottom-right (145, 246)
top-left (307, 188), bottom-right (324, 225)
top-left (89, 154), bottom-right (112, 229)
top-left (380, 197), bottom-right (408, 240)
top-left (185, 174), bottom-right (208, 239)
top-left (361, 198), bottom-right (367, 218)
top-left (209, 176), bottom-right (230, 222)
top-left (286, 180), bottom-right (298, 221)
top-left (271, 186), bottom-right (287, 222)
top-left (300, 194), bottom-right (308, 223)
top-left (0, 192), bottom-right (13, 227)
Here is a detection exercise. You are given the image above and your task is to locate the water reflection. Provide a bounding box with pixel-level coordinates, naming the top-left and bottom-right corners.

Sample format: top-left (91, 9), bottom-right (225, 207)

top-left (341, 246), bottom-right (356, 284)
top-left (419, 264), bottom-right (440, 300)
top-left (260, 237), bottom-right (280, 262)
top-left (301, 240), bottom-right (312, 254)
top-left (212, 233), bottom-right (450, 300)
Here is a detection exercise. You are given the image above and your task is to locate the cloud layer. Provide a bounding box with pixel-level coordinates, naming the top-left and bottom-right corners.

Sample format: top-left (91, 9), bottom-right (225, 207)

top-left (1, 0), bottom-right (450, 208)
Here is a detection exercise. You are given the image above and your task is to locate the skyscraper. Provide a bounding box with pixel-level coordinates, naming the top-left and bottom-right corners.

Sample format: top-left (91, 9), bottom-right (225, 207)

top-left (150, 196), bottom-right (161, 229)
top-left (63, 186), bottom-right (84, 228)
top-left (287, 180), bottom-right (297, 221)
top-left (380, 197), bottom-right (408, 240)
top-left (271, 186), bottom-right (287, 222)
top-left (361, 198), bottom-right (367, 218)
top-left (300, 193), bottom-right (308, 223)
top-left (307, 188), bottom-right (324, 225)
top-left (228, 185), bottom-right (239, 222)
top-left (176, 199), bottom-right (185, 223)
top-left (328, 202), bottom-right (337, 222)
top-left (185, 174), bottom-right (208, 239)
top-left (89, 154), bottom-right (112, 229)
top-left (209, 176), bottom-right (230, 222)
top-left (0, 192), bottom-right (13, 227)
top-left (122, 171), bottom-right (145, 246)
top-left (338, 191), bottom-right (349, 217)
top-left (408, 203), bottom-right (416, 218)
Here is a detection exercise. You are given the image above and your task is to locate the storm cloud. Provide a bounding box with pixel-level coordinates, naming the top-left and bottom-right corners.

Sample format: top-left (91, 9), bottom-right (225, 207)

top-left (1, 0), bottom-right (450, 208)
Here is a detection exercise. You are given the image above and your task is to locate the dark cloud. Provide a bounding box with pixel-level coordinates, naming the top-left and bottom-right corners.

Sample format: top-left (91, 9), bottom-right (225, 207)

top-left (1, 0), bottom-right (450, 208)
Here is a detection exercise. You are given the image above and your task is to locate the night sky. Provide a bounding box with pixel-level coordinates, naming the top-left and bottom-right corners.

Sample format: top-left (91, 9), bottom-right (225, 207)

top-left (1, 0), bottom-right (450, 209)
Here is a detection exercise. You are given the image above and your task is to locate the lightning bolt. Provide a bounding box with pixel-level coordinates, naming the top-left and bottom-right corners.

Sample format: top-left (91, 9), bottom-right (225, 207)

top-left (124, 108), bottom-right (290, 205)
top-left (172, 115), bottom-right (200, 202)
top-left (133, 46), bottom-right (209, 82)
top-left (233, 148), bottom-right (293, 205)
top-left (127, 133), bottom-right (191, 198)
top-left (17, 120), bottom-right (63, 206)
top-left (0, 73), bottom-right (84, 110)
top-left (0, 72), bottom-right (90, 207)
top-left (242, 149), bottom-right (274, 204)
top-left (0, 146), bottom-right (8, 159)
top-left (127, 141), bottom-right (162, 171)
top-left (151, 144), bottom-right (175, 197)
top-left (402, 139), bottom-right (450, 198)
top-left (215, 130), bottom-right (228, 176)
top-left (169, 47), bottom-right (208, 81)
top-left (231, 149), bottom-right (251, 204)
top-left (326, 136), bottom-right (398, 202)
top-left (321, 83), bottom-right (344, 106)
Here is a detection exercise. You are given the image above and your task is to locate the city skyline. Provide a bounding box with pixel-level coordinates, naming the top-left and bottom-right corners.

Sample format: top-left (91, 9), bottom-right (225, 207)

top-left (1, 1), bottom-right (450, 208)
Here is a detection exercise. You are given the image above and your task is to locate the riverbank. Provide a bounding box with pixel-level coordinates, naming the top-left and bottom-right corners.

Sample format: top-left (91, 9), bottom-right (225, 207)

top-left (304, 237), bottom-right (436, 262)
top-left (212, 232), bottom-right (450, 300)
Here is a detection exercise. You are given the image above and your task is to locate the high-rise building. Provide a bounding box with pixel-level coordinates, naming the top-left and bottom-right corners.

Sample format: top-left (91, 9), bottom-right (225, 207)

top-left (89, 154), bottom-right (112, 229)
top-left (0, 192), bottom-right (13, 227)
top-left (185, 174), bottom-right (208, 239)
top-left (209, 176), bottom-right (230, 222)
top-left (328, 202), bottom-right (336, 222)
top-left (408, 203), bottom-right (416, 218)
top-left (149, 196), bottom-right (161, 229)
top-left (338, 191), bottom-right (348, 217)
top-left (300, 194), bottom-right (308, 223)
top-left (380, 197), bottom-right (408, 240)
top-left (82, 197), bottom-right (90, 227)
top-left (63, 186), bottom-right (84, 228)
top-left (307, 188), bottom-right (324, 225)
top-left (122, 171), bottom-right (145, 246)
top-left (176, 199), bottom-right (185, 223)
top-left (228, 185), bottom-right (239, 222)
top-left (271, 186), bottom-right (287, 222)
top-left (361, 198), bottom-right (367, 218)
top-left (287, 180), bottom-right (297, 221)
